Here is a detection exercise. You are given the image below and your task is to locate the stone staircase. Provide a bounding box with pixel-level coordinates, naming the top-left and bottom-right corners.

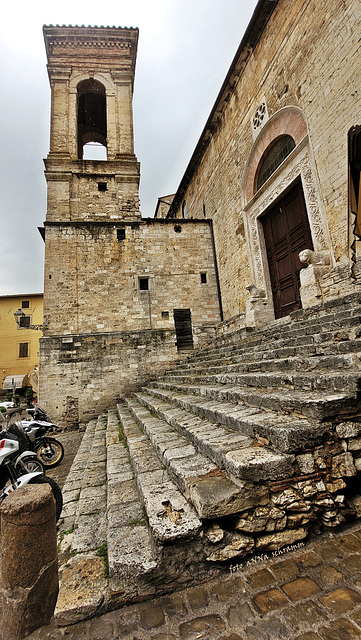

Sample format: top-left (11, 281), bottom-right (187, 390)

top-left (55, 292), bottom-right (361, 623)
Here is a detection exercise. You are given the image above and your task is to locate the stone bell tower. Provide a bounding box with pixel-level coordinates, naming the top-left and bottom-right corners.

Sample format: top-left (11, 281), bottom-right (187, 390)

top-left (42, 25), bottom-right (140, 336)
top-left (40, 26), bottom-right (141, 426)
top-left (43, 25), bottom-right (140, 222)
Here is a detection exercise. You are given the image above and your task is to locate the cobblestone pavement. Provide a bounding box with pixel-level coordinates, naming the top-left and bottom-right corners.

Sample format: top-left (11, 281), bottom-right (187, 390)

top-left (25, 515), bottom-right (361, 639)
top-left (46, 430), bottom-right (85, 489)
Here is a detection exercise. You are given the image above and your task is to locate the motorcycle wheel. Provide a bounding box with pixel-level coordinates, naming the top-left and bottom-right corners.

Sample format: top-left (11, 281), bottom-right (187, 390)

top-left (28, 475), bottom-right (63, 521)
top-left (36, 438), bottom-right (64, 468)
top-left (20, 456), bottom-right (45, 475)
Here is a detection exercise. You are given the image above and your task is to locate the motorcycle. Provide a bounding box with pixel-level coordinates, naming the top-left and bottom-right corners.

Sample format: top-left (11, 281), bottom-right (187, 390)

top-left (0, 420), bottom-right (63, 521)
top-left (21, 406), bottom-right (64, 469)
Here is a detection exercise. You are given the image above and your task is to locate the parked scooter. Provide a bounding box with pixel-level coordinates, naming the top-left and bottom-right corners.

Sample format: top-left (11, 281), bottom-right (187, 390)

top-left (21, 406), bottom-right (64, 469)
top-left (0, 419), bottom-right (63, 520)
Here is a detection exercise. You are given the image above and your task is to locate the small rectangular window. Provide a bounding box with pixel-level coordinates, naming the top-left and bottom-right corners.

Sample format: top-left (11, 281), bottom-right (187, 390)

top-left (139, 278), bottom-right (149, 291)
top-left (117, 229), bottom-right (126, 241)
top-left (19, 315), bottom-right (31, 328)
top-left (21, 300), bottom-right (30, 309)
top-left (200, 273), bottom-right (207, 284)
top-left (98, 182), bottom-right (107, 191)
top-left (161, 311), bottom-right (169, 319)
top-left (19, 343), bottom-right (29, 358)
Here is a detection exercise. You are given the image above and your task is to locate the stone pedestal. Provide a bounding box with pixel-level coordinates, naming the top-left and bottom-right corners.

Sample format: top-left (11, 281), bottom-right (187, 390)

top-left (0, 484), bottom-right (58, 639)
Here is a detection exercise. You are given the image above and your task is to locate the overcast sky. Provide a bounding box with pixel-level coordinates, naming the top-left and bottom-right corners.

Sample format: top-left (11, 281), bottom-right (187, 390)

top-left (0, 0), bottom-right (258, 295)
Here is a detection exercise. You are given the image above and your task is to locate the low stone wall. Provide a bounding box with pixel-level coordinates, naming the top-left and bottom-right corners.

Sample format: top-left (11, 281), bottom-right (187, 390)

top-left (39, 329), bottom-right (178, 429)
top-left (39, 325), bottom-right (216, 429)
top-left (203, 422), bottom-right (361, 563)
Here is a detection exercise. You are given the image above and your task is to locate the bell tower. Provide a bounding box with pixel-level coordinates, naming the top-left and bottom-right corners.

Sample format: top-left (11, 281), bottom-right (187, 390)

top-left (43, 25), bottom-right (140, 224)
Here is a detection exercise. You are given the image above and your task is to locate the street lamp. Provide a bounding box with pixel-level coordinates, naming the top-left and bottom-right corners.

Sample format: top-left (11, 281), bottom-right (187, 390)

top-left (14, 309), bottom-right (44, 331)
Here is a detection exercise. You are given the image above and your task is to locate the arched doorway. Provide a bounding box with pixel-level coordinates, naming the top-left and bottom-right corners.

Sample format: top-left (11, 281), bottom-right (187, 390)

top-left (261, 180), bottom-right (313, 318)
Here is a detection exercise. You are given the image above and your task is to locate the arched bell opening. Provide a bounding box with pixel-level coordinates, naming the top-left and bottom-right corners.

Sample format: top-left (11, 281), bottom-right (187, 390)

top-left (77, 79), bottom-right (107, 160)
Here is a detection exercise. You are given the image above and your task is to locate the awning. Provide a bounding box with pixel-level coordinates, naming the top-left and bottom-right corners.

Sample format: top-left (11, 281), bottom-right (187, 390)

top-left (2, 375), bottom-right (29, 390)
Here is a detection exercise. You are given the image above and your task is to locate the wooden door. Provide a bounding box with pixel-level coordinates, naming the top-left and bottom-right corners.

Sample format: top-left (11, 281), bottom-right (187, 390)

top-left (261, 181), bottom-right (313, 318)
top-left (173, 309), bottom-right (194, 351)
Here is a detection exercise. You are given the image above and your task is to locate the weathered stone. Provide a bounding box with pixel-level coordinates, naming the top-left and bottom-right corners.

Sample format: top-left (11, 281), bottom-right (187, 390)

top-left (206, 523), bottom-right (224, 543)
top-left (336, 422), bottom-right (361, 439)
top-left (296, 453), bottom-right (315, 474)
top-left (348, 437), bottom-right (361, 451)
top-left (189, 475), bottom-right (268, 519)
top-left (55, 554), bottom-right (108, 626)
top-left (206, 533), bottom-right (254, 562)
top-left (255, 526), bottom-right (308, 552)
top-left (331, 452), bottom-right (357, 478)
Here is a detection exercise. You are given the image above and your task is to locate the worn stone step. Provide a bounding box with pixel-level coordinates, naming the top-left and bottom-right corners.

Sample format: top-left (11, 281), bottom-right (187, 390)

top-left (179, 295), bottom-right (361, 361)
top-left (132, 391), bottom-right (296, 482)
top-left (170, 351), bottom-right (361, 380)
top-left (117, 402), bottom-right (203, 536)
top-left (105, 408), bottom-right (158, 594)
top-left (124, 396), bottom-right (271, 519)
top-left (139, 386), bottom-right (333, 454)
top-left (160, 369), bottom-right (361, 395)
top-left (186, 336), bottom-right (361, 367)
top-left (150, 380), bottom-right (357, 420)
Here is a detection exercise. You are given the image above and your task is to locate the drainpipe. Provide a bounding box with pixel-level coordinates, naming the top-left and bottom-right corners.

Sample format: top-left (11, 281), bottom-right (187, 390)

top-left (209, 220), bottom-right (223, 322)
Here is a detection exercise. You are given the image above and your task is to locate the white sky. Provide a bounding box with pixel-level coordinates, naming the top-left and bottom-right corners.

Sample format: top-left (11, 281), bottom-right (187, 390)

top-left (0, 0), bottom-right (258, 295)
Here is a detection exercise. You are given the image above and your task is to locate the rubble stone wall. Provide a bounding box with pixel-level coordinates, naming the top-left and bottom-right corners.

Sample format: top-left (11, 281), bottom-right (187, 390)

top-left (205, 422), bottom-right (361, 562)
top-left (39, 329), bottom-right (178, 428)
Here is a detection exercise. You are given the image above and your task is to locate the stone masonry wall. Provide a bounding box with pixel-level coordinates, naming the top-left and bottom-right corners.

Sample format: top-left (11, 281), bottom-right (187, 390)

top-left (171, 0), bottom-right (361, 320)
top-left (39, 329), bottom-right (179, 429)
top-left (43, 219), bottom-right (220, 336)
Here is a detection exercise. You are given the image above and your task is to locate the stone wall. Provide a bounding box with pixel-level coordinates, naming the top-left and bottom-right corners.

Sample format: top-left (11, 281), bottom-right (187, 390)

top-left (43, 219), bottom-right (220, 336)
top-left (39, 329), bottom-right (178, 428)
top-left (170, 0), bottom-right (361, 320)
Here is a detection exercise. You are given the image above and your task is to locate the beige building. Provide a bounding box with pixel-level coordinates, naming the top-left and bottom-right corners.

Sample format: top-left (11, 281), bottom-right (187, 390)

top-left (40, 0), bottom-right (361, 427)
top-left (0, 294), bottom-right (43, 391)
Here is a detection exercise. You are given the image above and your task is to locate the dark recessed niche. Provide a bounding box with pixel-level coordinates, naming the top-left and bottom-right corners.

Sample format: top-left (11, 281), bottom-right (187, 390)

top-left (98, 182), bottom-right (107, 191)
top-left (161, 311), bottom-right (169, 318)
top-left (174, 225), bottom-right (182, 233)
top-left (117, 228), bottom-right (126, 241)
top-left (139, 278), bottom-right (149, 291)
top-left (201, 273), bottom-right (207, 284)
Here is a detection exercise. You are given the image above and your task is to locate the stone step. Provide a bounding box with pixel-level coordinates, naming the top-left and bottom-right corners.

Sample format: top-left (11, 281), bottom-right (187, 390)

top-left (150, 380), bottom-right (357, 420)
top-left (105, 408), bottom-right (158, 595)
top-left (131, 390), bottom-right (296, 479)
top-left (117, 403), bottom-right (202, 537)
top-left (183, 295), bottom-right (361, 359)
top-left (138, 387), bottom-right (333, 454)
top-left (170, 351), bottom-right (361, 378)
top-left (160, 369), bottom-right (361, 395)
top-left (58, 415), bottom-right (108, 556)
top-left (124, 396), bottom-right (272, 519)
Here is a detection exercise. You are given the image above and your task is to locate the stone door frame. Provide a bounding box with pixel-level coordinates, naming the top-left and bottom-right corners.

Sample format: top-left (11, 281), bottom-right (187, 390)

top-left (243, 136), bottom-right (334, 317)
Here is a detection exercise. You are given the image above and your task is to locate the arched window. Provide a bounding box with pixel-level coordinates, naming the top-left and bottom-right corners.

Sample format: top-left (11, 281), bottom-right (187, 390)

top-left (256, 135), bottom-right (296, 191)
top-left (77, 79), bottom-right (107, 160)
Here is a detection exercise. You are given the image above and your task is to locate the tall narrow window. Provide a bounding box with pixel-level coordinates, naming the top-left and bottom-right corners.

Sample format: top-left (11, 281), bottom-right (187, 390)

top-left (77, 79), bottom-right (107, 160)
top-left (19, 343), bottom-right (29, 358)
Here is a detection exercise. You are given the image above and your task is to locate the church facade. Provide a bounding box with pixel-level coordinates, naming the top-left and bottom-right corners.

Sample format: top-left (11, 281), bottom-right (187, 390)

top-left (39, 0), bottom-right (361, 427)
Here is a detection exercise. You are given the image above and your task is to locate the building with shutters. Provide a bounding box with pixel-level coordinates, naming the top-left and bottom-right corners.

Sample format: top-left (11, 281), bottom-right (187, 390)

top-left (0, 294), bottom-right (43, 393)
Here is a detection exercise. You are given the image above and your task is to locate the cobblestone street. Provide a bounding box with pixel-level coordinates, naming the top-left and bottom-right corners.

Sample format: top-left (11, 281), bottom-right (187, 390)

top-left (28, 456), bottom-right (361, 640)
